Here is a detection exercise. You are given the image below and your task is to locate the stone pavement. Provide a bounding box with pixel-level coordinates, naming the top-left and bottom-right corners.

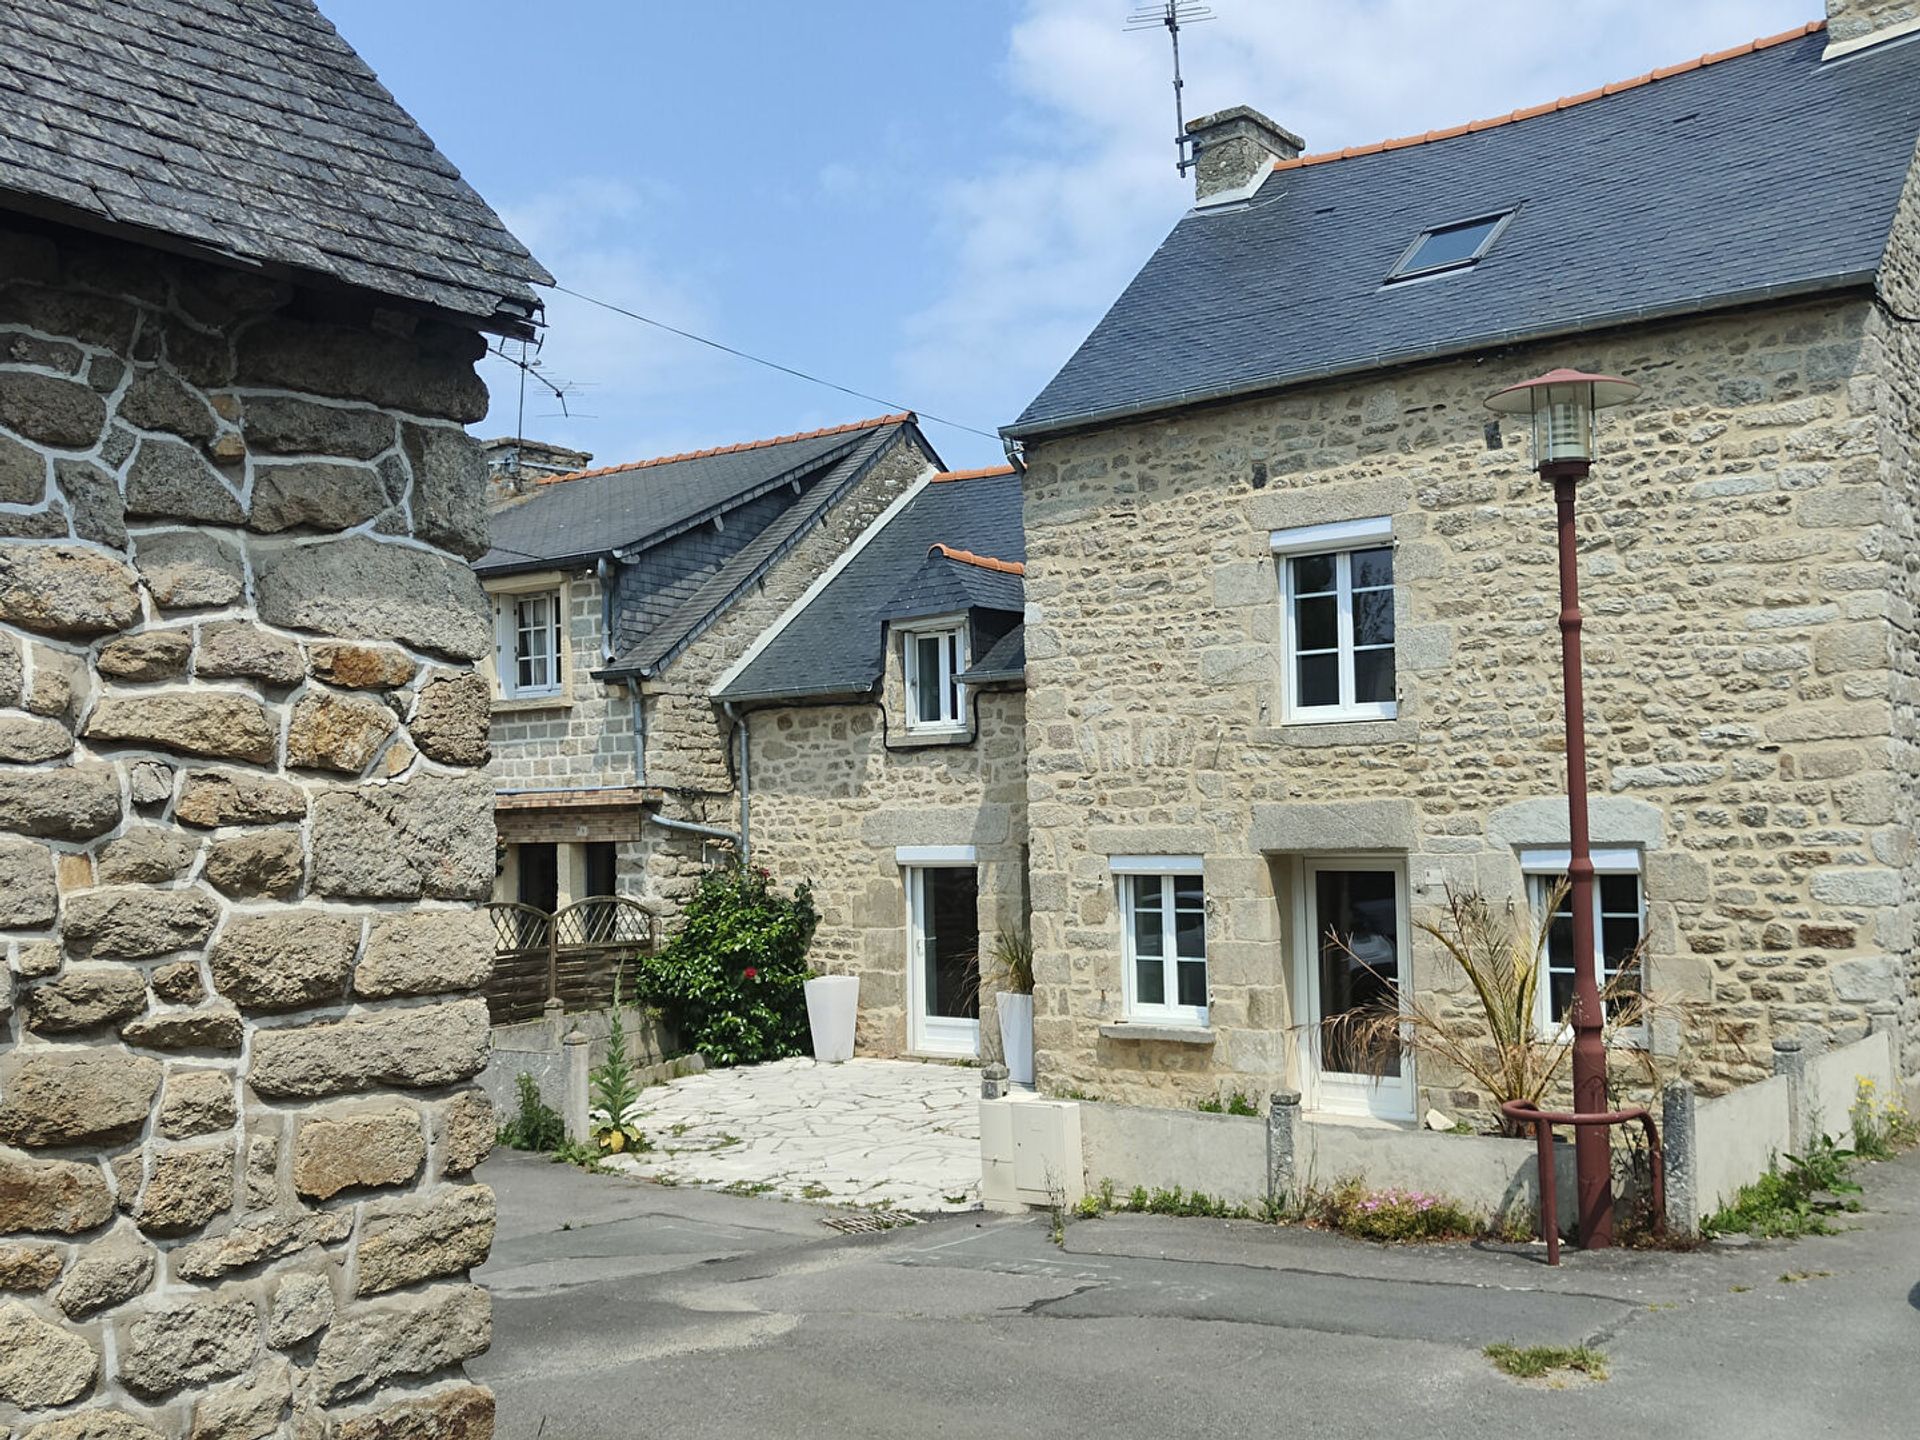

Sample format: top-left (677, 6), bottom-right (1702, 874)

top-left (607, 1056), bottom-right (981, 1211)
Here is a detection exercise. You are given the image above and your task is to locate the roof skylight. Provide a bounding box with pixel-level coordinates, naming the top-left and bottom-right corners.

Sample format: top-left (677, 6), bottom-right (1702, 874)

top-left (1387, 211), bottom-right (1513, 282)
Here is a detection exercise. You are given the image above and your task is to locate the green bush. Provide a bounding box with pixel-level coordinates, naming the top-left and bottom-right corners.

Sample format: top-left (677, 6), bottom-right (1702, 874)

top-left (633, 864), bottom-right (819, 1066)
top-left (1704, 1134), bottom-right (1863, 1238)
top-left (497, 1073), bottom-right (564, 1153)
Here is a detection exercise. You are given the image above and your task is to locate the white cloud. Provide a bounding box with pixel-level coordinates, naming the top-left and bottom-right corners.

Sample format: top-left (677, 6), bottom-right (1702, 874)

top-left (900, 0), bottom-right (1813, 440)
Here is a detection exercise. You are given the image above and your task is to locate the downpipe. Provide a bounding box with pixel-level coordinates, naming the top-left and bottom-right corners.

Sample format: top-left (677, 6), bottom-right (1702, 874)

top-left (721, 700), bottom-right (751, 867)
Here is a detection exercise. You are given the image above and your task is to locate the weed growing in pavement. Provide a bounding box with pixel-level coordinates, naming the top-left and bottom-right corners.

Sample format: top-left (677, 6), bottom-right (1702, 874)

top-left (1485, 1344), bottom-right (1609, 1382)
top-left (1777, 1269), bottom-right (1832, 1284)
top-left (497, 1073), bottom-right (565, 1153)
top-left (1704, 1134), bottom-right (1863, 1238)
top-left (1850, 1077), bottom-right (1918, 1160)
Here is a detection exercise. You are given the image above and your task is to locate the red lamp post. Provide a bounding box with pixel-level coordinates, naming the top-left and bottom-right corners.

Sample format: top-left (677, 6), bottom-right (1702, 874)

top-left (1485, 366), bottom-right (1641, 1250)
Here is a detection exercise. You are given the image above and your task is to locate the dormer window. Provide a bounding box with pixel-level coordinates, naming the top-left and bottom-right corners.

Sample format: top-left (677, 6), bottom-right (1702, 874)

top-left (904, 621), bottom-right (966, 733)
top-left (1387, 210), bottom-right (1514, 282)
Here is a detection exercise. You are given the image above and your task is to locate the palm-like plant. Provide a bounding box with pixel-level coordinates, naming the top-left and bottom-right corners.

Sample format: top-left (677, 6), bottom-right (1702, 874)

top-left (1324, 885), bottom-right (1658, 1136)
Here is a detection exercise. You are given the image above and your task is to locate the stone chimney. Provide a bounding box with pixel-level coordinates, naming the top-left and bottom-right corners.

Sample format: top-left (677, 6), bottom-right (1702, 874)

top-left (1185, 105), bottom-right (1305, 204)
top-left (1825, 0), bottom-right (1920, 55)
top-left (481, 436), bottom-right (593, 502)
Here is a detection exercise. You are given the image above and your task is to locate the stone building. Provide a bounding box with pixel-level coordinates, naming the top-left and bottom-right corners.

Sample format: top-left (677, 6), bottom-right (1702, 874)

top-left (998, 9), bottom-right (1920, 1119)
top-left (716, 465), bottom-right (1028, 1059)
top-left (476, 416), bottom-right (943, 926)
top-left (0, 2), bottom-right (543, 1435)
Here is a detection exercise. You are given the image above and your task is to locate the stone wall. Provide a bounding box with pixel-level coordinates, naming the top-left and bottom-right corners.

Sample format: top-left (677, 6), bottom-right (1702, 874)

top-left (486, 571), bottom-right (637, 793)
top-left (0, 215), bottom-right (500, 1436)
top-left (746, 687), bottom-right (1028, 1057)
top-left (1018, 292), bottom-right (1912, 1112)
top-left (1877, 139), bottom-right (1920, 1092)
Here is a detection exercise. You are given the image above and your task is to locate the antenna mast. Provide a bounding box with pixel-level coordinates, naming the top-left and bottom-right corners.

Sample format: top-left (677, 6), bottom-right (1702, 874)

top-left (1126, 1), bottom-right (1214, 176)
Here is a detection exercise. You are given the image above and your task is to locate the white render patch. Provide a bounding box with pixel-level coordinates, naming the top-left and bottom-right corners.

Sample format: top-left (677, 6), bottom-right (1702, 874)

top-left (612, 1056), bottom-right (981, 1212)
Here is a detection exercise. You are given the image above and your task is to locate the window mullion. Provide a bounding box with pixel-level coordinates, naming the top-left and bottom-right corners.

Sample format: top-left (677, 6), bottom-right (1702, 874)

top-left (1336, 552), bottom-right (1355, 710)
top-left (1162, 875), bottom-right (1178, 1005)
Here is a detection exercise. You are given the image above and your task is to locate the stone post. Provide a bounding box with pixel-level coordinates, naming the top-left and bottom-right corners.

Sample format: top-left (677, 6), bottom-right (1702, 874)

top-left (1773, 1035), bottom-right (1810, 1152)
top-left (543, 995), bottom-right (566, 1051)
top-left (1266, 1090), bottom-right (1301, 1208)
top-left (981, 1062), bottom-right (1009, 1100)
top-left (1867, 1001), bottom-right (1903, 1087)
top-left (563, 1030), bottom-right (593, 1143)
top-left (1661, 1079), bottom-right (1699, 1236)
top-left (0, 217), bottom-right (502, 1435)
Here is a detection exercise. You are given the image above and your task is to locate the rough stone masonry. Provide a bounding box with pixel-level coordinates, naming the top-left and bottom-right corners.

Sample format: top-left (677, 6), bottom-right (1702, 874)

top-left (0, 215), bottom-right (502, 1437)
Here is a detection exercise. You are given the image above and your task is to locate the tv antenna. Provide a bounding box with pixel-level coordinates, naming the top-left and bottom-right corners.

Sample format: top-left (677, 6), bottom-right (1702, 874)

top-left (488, 333), bottom-right (585, 434)
top-left (1126, 1), bottom-right (1214, 176)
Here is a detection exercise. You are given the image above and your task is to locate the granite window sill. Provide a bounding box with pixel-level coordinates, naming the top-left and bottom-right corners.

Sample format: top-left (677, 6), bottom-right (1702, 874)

top-left (1098, 1022), bottom-right (1216, 1045)
top-left (492, 695), bottom-right (573, 716)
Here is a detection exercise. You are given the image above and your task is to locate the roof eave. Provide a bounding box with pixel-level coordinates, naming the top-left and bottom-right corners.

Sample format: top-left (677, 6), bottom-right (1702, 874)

top-left (1002, 272), bottom-right (1881, 443)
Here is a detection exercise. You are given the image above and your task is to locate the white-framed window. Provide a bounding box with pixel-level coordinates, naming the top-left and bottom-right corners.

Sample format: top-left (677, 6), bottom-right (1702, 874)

top-left (1521, 848), bottom-right (1645, 1038)
top-left (1114, 857), bottom-right (1207, 1026)
top-left (1272, 517), bottom-right (1396, 723)
top-left (902, 621), bottom-right (966, 733)
top-left (494, 587), bottom-right (565, 700)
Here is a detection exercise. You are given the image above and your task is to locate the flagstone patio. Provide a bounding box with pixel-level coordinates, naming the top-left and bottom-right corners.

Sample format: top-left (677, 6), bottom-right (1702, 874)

top-left (608, 1056), bottom-right (983, 1212)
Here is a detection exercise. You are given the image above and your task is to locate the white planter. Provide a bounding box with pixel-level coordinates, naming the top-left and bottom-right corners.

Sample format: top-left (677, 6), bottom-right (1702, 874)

top-left (997, 991), bottom-right (1034, 1085)
top-left (804, 975), bottom-right (859, 1063)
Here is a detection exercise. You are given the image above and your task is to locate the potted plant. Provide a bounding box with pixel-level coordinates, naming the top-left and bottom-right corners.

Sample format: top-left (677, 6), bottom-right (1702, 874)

top-left (989, 928), bottom-right (1036, 1085)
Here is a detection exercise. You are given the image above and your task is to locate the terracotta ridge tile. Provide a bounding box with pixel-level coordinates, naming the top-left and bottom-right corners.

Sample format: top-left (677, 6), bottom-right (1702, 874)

top-left (534, 412), bottom-right (914, 486)
top-left (1270, 19), bottom-right (1824, 174)
top-left (929, 464), bottom-right (1018, 483)
top-left (927, 543), bottom-right (1026, 576)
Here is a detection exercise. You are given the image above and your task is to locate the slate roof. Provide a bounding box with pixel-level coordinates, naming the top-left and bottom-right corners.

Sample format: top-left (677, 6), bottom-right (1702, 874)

top-left (605, 422), bottom-right (913, 679)
top-left (881, 548), bottom-right (1025, 625)
top-left (477, 417), bottom-right (914, 577)
top-left (0, 0), bottom-right (549, 329)
top-left (718, 467), bottom-right (1026, 704)
top-left (961, 623), bottom-right (1026, 683)
top-left (1008, 23), bottom-right (1920, 438)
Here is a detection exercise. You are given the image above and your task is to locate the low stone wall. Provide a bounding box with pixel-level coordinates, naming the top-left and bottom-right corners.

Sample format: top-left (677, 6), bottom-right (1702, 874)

top-left (1665, 1027), bottom-right (1897, 1229)
top-left (481, 1004), bottom-right (694, 1130)
top-left (1080, 1102), bottom-right (1268, 1206)
top-left (1803, 1029), bottom-right (1895, 1139)
top-left (1069, 1094), bottom-right (1574, 1226)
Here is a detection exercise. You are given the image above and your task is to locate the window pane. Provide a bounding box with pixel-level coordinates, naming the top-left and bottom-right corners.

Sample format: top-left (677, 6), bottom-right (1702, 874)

top-left (1352, 648), bottom-right (1394, 705)
top-left (1290, 553), bottom-right (1335, 595)
top-left (1349, 546), bottom-right (1393, 591)
top-left (1599, 874), bottom-right (1639, 915)
top-left (1402, 216), bottom-right (1502, 273)
top-left (1136, 954), bottom-right (1166, 1006)
top-left (1548, 968), bottom-right (1575, 1024)
top-left (923, 868), bottom-right (980, 1020)
top-left (1352, 586), bottom-right (1395, 647)
top-left (1176, 958), bottom-right (1207, 1009)
top-left (1601, 916), bottom-right (1641, 967)
top-left (1174, 904), bottom-right (1205, 961)
top-left (1296, 652), bottom-right (1340, 709)
top-left (1294, 594), bottom-right (1337, 652)
top-left (1131, 878), bottom-right (1163, 958)
top-left (914, 636), bottom-right (943, 722)
top-left (1314, 869), bottom-right (1401, 1077)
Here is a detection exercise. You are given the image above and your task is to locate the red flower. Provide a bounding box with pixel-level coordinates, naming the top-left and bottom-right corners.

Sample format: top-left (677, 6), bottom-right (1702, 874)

top-left (742, 967), bottom-right (758, 981)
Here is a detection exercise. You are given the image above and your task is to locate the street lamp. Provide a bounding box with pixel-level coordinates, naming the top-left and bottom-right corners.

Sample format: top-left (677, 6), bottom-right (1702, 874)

top-left (1486, 366), bottom-right (1641, 1250)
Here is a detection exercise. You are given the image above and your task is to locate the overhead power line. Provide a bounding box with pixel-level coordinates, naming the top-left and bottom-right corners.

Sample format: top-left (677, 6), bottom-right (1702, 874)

top-left (547, 282), bottom-right (1003, 443)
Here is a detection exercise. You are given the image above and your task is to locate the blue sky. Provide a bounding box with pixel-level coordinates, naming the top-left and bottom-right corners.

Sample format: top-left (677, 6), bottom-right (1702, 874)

top-left (324, 0), bottom-right (1811, 472)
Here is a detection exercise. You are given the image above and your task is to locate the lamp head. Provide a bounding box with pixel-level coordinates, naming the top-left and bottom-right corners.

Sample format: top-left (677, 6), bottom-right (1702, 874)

top-left (1485, 367), bottom-right (1639, 467)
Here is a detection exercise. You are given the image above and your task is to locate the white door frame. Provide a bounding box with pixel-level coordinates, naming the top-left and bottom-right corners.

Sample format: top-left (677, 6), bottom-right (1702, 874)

top-left (1293, 857), bottom-right (1415, 1121)
top-left (904, 862), bottom-right (980, 1058)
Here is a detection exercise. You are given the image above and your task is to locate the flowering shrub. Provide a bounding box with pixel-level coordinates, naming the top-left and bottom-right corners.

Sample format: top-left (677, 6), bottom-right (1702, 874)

top-left (633, 864), bottom-right (819, 1067)
top-left (1309, 1177), bottom-right (1482, 1242)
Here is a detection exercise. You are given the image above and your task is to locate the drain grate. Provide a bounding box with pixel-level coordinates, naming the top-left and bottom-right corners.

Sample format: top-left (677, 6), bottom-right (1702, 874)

top-left (821, 1209), bottom-right (917, 1234)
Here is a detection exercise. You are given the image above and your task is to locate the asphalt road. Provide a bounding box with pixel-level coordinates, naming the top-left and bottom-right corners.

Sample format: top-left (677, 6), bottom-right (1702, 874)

top-left (472, 1147), bottom-right (1920, 1439)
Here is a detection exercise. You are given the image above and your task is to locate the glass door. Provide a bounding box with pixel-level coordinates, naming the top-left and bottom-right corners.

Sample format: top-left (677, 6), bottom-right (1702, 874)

top-left (906, 867), bottom-right (979, 1057)
top-left (1299, 862), bottom-right (1414, 1120)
